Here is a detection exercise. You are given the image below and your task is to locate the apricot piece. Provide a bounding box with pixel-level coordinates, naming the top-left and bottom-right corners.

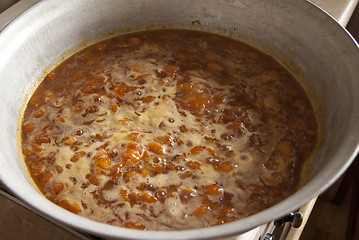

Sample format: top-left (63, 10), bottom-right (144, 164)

top-left (186, 161), bottom-right (201, 170)
top-left (125, 132), bottom-right (143, 141)
top-left (141, 169), bottom-right (149, 177)
top-left (121, 222), bottom-right (146, 230)
top-left (58, 200), bottom-right (81, 214)
top-left (35, 135), bottom-right (51, 144)
top-left (213, 161), bottom-right (234, 172)
top-left (148, 141), bottom-right (166, 156)
top-left (156, 134), bottom-right (175, 147)
top-left (23, 122), bottom-right (35, 133)
top-left (110, 104), bottom-right (118, 112)
top-left (177, 83), bottom-right (193, 91)
top-left (142, 192), bottom-right (157, 203)
top-left (114, 84), bottom-right (132, 98)
top-left (141, 95), bottom-right (156, 103)
top-left (86, 174), bottom-right (100, 186)
top-left (31, 163), bottom-right (45, 176)
top-left (64, 137), bottom-right (75, 144)
top-left (54, 183), bottom-right (64, 195)
top-left (32, 144), bottom-right (44, 152)
top-left (82, 86), bottom-right (94, 94)
top-left (70, 151), bottom-right (86, 162)
top-left (206, 185), bottom-right (224, 196)
top-left (190, 146), bottom-right (206, 154)
top-left (123, 142), bottom-right (147, 166)
top-left (41, 171), bottom-right (53, 184)
top-left (34, 109), bottom-right (45, 118)
top-left (278, 141), bottom-right (294, 156)
top-left (193, 205), bottom-right (211, 217)
top-left (179, 188), bottom-right (197, 203)
top-left (95, 157), bottom-right (112, 170)
top-left (120, 189), bottom-right (131, 202)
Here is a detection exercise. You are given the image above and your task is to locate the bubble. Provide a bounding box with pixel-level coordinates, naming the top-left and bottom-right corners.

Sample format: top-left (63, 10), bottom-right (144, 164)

top-left (239, 154), bottom-right (249, 161)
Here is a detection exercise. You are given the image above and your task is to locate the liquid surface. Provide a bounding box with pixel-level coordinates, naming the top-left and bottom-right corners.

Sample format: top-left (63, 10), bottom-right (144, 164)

top-left (21, 30), bottom-right (317, 230)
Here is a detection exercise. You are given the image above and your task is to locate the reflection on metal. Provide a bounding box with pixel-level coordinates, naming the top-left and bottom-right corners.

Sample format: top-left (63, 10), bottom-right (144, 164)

top-left (274, 212), bottom-right (304, 229)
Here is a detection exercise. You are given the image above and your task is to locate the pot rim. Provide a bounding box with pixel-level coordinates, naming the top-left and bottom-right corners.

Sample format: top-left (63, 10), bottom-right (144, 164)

top-left (0, 0), bottom-right (359, 239)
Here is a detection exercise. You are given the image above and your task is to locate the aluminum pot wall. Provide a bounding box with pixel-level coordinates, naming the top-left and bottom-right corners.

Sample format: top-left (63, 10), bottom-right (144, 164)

top-left (0, 0), bottom-right (358, 239)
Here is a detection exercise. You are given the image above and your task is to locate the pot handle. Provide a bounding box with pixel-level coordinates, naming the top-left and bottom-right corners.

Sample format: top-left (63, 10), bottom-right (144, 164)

top-left (274, 212), bottom-right (303, 228)
top-left (262, 212), bottom-right (304, 240)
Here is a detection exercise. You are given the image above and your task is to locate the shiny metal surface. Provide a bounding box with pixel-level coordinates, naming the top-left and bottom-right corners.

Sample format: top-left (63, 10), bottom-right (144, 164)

top-left (0, 0), bottom-right (358, 239)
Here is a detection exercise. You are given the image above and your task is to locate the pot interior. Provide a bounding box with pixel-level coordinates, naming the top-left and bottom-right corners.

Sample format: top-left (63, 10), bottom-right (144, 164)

top-left (0, 0), bottom-right (358, 239)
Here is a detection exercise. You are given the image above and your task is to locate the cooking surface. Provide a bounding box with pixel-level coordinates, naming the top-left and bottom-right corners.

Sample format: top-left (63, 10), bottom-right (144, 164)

top-left (0, 0), bottom-right (358, 239)
top-left (309, 0), bottom-right (359, 25)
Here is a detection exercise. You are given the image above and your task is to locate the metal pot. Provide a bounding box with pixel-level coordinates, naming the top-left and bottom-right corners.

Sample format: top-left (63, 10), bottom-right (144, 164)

top-left (0, 0), bottom-right (358, 239)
